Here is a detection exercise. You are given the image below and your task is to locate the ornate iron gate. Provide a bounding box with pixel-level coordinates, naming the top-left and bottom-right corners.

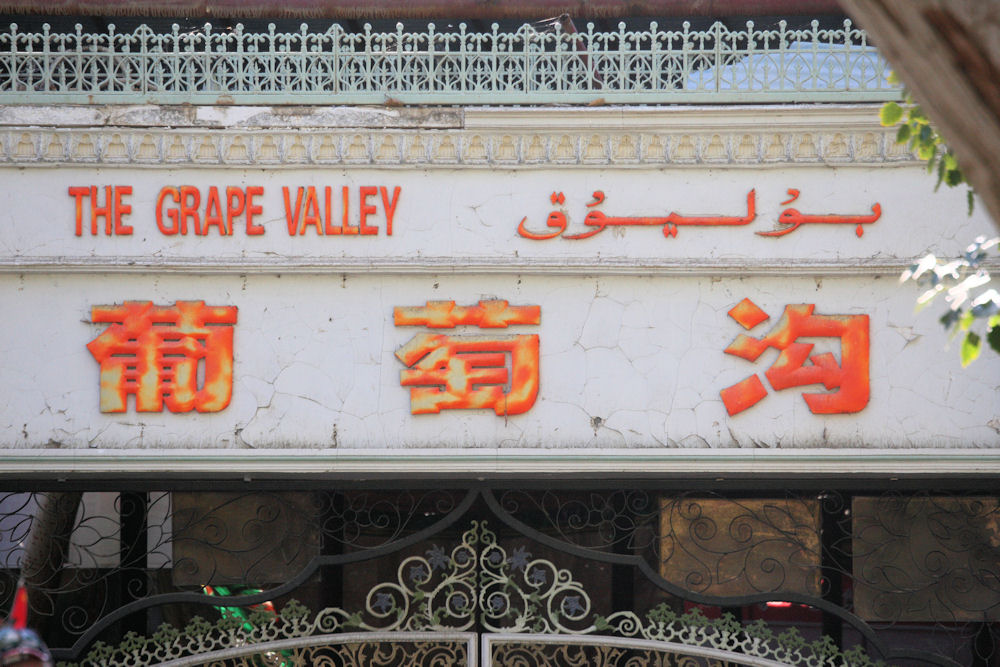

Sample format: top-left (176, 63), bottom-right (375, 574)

top-left (1, 486), bottom-right (996, 666)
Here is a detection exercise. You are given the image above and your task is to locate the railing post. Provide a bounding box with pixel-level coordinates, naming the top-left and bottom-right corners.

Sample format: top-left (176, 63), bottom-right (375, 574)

top-left (809, 19), bottom-right (820, 90)
top-left (713, 20), bottom-right (722, 93)
top-left (364, 23), bottom-right (373, 98)
top-left (617, 21), bottom-right (626, 92)
top-left (266, 23), bottom-right (277, 94)
top-left (777, 20), bottom-right (787, 93)
top-left (392, 22), bottom-right (402, 96)
top-left (459, 22), bottom-right (467, 94)
top-left (138, 25), bottom-right (148, 97)
top-left (554, 20), bottom-right (563, 94)
top-left (296, 23), bottom-right (313, 95)
top-left (201, 23), bottom-right (211, 94)
top-left (426, 23), bottom-right (436, 96)
top-left (169, 23), bottom-right (179, 97)
top-left (40, 22), bottom-right (50, 93)
top-left (841, 19), bottom-right (852, 91)
top-left (233, 23), bottom-right (243, 96)
top-left (490, 22), bottom-right (498, 95)
top-left (522, 23), bottom-right (531, 98)
top-left (330, 24), bottom-right (341, 97)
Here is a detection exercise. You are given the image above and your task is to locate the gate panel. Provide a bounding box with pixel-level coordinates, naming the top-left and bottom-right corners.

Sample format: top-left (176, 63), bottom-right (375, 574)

top-left (484, 634), bottom-right (794, 667)
top-left (154, 632), bottom-right (476, 667)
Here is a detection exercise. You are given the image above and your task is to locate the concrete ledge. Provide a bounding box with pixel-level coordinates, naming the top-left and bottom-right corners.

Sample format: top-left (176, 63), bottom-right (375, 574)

top-left (2, 448), bottom-right (998, 479)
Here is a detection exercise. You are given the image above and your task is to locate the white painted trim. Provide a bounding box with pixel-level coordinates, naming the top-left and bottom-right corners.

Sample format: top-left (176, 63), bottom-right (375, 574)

top-left (3, 256), bottom-right (975, 276)
top-left (2, 448), bottom-right (999, 478)
top-left (463, 104), bottom-right (897, 131)
top-left (0, 104), bottom-right (890, 131)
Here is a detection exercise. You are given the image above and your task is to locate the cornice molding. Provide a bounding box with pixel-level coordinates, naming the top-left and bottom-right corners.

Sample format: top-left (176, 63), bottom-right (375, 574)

top-left (0, 105), bottom-right (918, 168)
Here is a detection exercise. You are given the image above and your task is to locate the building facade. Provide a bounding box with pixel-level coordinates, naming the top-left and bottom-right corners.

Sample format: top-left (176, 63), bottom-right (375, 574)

top-left (0, 6), bottom-right (998, 666)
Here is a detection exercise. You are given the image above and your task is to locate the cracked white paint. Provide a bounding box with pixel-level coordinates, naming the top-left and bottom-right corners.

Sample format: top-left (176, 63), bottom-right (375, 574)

top-left (0, 272), bottom-right (997, 450)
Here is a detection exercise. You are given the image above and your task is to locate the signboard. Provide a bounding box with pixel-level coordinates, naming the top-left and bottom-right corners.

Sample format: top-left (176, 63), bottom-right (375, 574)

top-left (2, 161), bottom-right (998, 453)
top-left (1, 167), bottom-right (986, 269)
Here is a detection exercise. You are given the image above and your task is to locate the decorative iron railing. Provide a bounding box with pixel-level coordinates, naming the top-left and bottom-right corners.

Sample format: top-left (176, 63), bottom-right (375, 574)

top-left (0, 20), bottom-right (899, 105)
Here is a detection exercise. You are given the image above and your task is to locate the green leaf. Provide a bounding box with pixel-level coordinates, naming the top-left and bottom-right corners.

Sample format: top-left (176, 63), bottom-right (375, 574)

top-left (940, 309), bottom-right (960, 329)
top-left (989, 324), bottom-right (1000, 355)
top-left (918, 123), bottom-right (934, 143)
top-left (887, 70), bottom-right (902, 86)
top-left (880, 101), bottom-right (904, 126)
top-left (968, 189), bottom-right (976, 216)
top-left (961, 330), bottom-right (982, 367)
top-left (945, 169), bottom-right (964, 187)
top-left (895, 123), bottom-right (911, 143)
top-left (959, 309), bottom-right (975, 332)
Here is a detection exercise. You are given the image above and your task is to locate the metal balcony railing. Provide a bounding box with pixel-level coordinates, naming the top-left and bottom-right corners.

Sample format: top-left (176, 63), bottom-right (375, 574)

top-left (0, 19), bottom-right (900, 105)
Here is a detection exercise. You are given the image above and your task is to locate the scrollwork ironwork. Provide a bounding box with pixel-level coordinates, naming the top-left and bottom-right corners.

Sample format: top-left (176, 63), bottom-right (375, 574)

top-left (57, 522), bottom-right (887, 667)
top-left (320, 490), bottom-right (464, 550)
top-left (495, 489), bottom-right (660, 556)
top-left (658, 496), bottom-right (822, 597)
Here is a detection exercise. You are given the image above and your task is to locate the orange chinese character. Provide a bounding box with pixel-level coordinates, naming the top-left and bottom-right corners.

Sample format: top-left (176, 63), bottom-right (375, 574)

top-left (720, 299), bottom-right (869, 416)
top-left (394, 300), bottom-right (540, 415)
top-left (87, 301), bottom-right (237, 413)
